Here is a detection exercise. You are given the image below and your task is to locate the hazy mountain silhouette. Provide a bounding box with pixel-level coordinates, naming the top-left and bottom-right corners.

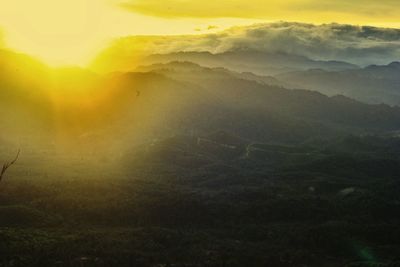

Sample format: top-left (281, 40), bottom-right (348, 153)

top-left (1, 54), bottom-right (400, 149)
top-left (277, 61), bottom-right (400, 105)
top-left (144, 50), bottom-right (359, 76)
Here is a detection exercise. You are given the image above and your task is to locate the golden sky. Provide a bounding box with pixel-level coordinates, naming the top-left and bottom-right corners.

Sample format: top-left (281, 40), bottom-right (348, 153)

top-left (0, 0), bottom-right (398, 66)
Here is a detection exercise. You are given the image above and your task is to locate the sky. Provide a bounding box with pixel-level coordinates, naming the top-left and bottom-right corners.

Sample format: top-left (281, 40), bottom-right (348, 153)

top-left (0, 0), bottom-right (399, 66)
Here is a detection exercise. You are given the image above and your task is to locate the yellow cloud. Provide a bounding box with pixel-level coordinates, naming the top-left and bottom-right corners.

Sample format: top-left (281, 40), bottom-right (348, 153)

top-left (120, 0), bottom-right (400, 24)
top-left (0, 0), bottom-right (398, 67)
top-left (0, 0), bottom-right (261, 66)
top-left (91, 22), bottom-right (400, 72)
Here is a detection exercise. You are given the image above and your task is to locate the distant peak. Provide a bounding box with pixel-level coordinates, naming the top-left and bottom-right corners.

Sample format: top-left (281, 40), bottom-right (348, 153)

top-left (365, 61), bottom-right (400, 70)
top-left (388, 61), bottom-right (400, 68)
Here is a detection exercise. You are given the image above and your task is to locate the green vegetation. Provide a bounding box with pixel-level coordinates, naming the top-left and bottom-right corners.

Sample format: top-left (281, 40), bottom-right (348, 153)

top-left (2, 134), bottom-right (400, 266)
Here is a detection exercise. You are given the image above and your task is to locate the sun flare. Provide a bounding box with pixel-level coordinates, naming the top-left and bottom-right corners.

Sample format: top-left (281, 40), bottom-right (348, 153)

top-left (0, 0), bottom-right (260, 66)
top-left (1, 0), bottom-right (399, 67)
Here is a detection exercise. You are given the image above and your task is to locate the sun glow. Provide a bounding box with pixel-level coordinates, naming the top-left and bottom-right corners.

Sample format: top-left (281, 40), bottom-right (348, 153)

top-left (0, 0), bottom-right (106, 66)
top-left (0, 0), bottom-right (260, 66)
top-left (0, 0), bottom-right (398, 67)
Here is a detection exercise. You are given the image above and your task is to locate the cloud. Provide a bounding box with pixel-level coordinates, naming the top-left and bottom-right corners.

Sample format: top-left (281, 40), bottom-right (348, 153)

top-left (93, 22), bottom-right (400, 69)
top-left (224, 23), bottom-right (400, 64)
top-left (119, 0), bottom-right (284, 18)
top-left (118, 0), bottom-right (400, 23)
top-left (207, 25), bottom-right (219, 30)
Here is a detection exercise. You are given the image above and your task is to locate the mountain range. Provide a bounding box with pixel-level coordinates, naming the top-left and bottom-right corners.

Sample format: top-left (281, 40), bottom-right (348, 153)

top-left (2, 22), bottom-right (400, 267)
top-left (278, 61), bottom-right (400, 106)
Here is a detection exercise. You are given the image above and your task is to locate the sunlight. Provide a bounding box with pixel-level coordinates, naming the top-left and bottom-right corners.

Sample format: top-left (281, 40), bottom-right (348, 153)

top-left (0, 0), bottom-right (110, 66)
top-left (0, 1), bottom-right (399, 265)
top-left (0, 0), bottom-right (261, 66)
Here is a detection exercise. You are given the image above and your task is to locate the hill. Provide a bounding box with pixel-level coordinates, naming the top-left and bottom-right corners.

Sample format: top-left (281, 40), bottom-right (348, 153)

top-left (277, 62), bottom-right (400, 106)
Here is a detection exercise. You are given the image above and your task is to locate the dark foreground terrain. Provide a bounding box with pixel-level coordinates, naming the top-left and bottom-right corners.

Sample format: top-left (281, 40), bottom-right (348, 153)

top-left (2, 134), bottom-right (400, 267)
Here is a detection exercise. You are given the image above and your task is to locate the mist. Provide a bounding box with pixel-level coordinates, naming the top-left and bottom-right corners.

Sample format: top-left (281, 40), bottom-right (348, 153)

top-left (2, 21), bottom-right (400, 267)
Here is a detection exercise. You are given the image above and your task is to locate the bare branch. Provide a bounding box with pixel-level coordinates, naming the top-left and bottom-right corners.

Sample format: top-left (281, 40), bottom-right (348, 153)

top-left (0, 149), bottom-right (20, 183)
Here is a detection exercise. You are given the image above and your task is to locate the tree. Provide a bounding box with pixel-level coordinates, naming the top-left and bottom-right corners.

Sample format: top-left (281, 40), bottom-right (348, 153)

top-left (0, 150), bottom-right (20, 184)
